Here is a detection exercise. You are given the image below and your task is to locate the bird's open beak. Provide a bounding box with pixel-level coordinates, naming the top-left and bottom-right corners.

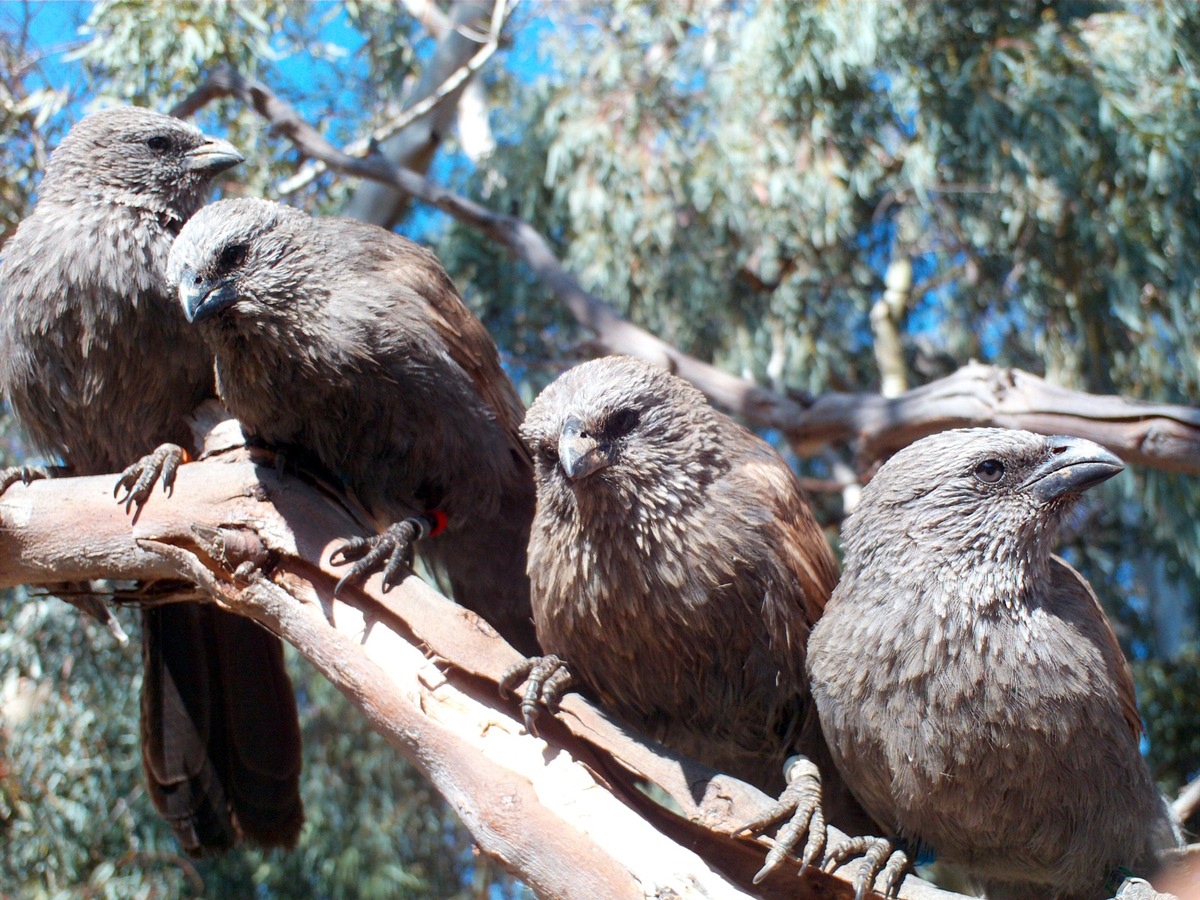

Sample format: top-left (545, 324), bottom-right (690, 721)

top-left (1023, 437), bottom-right (1124, 502)
top-left (559, 415), bottom-right (610, 481)
top-left (179, 269), bottom-right (238, 323)
top-left (185, 137), bottom-right (243, 174)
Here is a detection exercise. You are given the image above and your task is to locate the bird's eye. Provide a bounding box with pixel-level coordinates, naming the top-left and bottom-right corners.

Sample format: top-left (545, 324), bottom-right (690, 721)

top-left (974, 459), bottom-right (1005, 484)
top-left (146, 135), bottom-right (172, 152)
top-left (606, 407), bottom-right (639, 438)
top-left (217, 243), bottom-right (248, 271)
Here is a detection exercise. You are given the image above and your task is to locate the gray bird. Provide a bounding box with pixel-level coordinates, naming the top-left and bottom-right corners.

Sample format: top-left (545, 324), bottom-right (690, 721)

top-left (0, 107), bottom-right (303, 854)
top-left (510, 355), bottom-right (871, 869)
top-left (166, 197), bottom-right (539, 656)
top-left (808, 427), bottom-right (1181, 900)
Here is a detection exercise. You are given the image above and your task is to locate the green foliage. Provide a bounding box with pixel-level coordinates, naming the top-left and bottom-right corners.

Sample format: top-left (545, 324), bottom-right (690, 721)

top-left (1, 593), bottom-right (180, 897)
top-left (1136, 645), bottom-right (1200, 796)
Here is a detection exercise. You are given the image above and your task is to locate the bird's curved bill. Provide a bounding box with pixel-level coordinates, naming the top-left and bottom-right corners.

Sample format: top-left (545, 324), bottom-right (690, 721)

top-left (185, 138), bottom-right (243, 174)
top-left (180, 276), bottom-right (238, 324)
top-left (1022, 437), bottom-right (1124, 502)
top-left (559, 415), bottom-right (610, 481)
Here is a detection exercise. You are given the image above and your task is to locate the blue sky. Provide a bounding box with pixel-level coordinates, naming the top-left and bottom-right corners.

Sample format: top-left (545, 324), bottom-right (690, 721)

top-left (4, 1), bottom-right (552, 109)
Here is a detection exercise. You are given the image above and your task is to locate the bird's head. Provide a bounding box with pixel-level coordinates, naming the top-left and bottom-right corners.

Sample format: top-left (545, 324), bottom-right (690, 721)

top-left (169, 198), bottom-right (314, 327)
top-left (846, 427), bottom-right (1124, 574)
top-left (521, 356), bottom-right (724, 518)
top-left (40, 106), bottom-right (242, 222)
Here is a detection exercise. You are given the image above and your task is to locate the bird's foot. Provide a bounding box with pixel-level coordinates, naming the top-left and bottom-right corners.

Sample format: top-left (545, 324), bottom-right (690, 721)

top-left (824, 834), bottom-right (908, 900)
top-left (1, 464), bottom-right (52, 495)
top-left (741, 755), bottom-right (827, 882)
top-left (499, 654), bottom-right (573, 737)
top-left (114, 443), bottom-right (187, 513)
top-left (331, 514), bottom-right (442, 594)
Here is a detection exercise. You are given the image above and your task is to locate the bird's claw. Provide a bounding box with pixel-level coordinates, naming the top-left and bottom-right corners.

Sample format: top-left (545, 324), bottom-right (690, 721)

top-left (499, 654), bottom-right (573, 737)
top-left (824, 834), bottom-right (908, 900)
top-left (0, 464), bottom-right (51, 494)
top-left (331, 517), bottom-right (427, 594)
top-left (743, 755), bottom-right (827, 883)
top-left (114, 443), bottom-right (185, 513)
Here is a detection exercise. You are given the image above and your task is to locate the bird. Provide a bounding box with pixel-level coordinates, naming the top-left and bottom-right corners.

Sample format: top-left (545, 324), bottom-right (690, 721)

top-left (508, 354), bottom-right (872, 870)
top-left (0, 106), bottom-right (303, 854)
top-left (166, 197), bottom-right (539, 656)
top-left (807, 427), bottom-right (1181, 900)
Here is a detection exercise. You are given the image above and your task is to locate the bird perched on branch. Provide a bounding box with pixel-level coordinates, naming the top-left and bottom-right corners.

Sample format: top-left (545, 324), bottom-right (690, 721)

top-left (808, 427), bottom-right (1181, 900)
top-left (166, 197), bottom-right (539, 656)
top-left (507, 354), bottom-right (872, 871)
top-left (0, 106), bottom-right (303, 854)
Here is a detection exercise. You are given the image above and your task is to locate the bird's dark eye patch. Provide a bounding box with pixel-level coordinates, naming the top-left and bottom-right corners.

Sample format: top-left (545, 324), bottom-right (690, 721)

top-left (974, 458), bottom-right (1005, 484)
top-left (146, 135), bottom-right (173, 152)
top-left (217, 243), bottom-right (248, 272)
top-left (540, 443), bottom-right (559, 464)
top-left (605, 407), bottom-right (640, 438)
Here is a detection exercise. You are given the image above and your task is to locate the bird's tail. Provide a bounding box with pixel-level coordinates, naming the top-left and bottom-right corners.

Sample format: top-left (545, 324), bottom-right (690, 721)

top-left (140, 602), bottom-right (304, 855)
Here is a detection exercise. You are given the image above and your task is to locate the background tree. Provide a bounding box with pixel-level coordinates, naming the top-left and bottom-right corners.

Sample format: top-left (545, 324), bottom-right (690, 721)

top-left (1, 0), bottom-right (1197, 896)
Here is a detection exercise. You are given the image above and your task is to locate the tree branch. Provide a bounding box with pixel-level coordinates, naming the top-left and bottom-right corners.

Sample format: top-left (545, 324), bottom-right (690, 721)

top-left (1174, 775), bottom-right (1200, 827)
top-left (276, 0), bottom-right (511, 195)
top-left (341, 0), bottom-right (502, 227)
top-left (793, 362), bottom-right (1200, 474)
top-left (0, 442), bottom-right (967, 900)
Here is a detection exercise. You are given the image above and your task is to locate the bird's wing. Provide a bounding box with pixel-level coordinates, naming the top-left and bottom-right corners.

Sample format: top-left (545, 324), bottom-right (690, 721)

top-left (1050, 555), bottom-right (1143, 741)
top-left (725, 435), bottom-right (839, 629)
top-left (363, 225), bottom-right (530, 464)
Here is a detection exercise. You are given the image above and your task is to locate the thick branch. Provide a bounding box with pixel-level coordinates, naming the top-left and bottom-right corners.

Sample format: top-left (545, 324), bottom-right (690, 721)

top-left (0, 453), bottom-right (963, 900)
top-left (1175, 775), bottom-right (1200, 827)
top-left (342, 0), bottom-right (501, 227)
top-left (791, 362), bottom-right (1200, 474)
top-left (172, 70), bottom-right (1200, 476)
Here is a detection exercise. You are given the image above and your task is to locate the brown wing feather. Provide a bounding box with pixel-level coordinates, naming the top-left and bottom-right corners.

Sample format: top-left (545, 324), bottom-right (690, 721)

top-left (728, 436), bottom-right (839, 631)
top-left (376, 231), bottom-right (530, 463)
top-left (1050, 555), bottom-right (1143, 740)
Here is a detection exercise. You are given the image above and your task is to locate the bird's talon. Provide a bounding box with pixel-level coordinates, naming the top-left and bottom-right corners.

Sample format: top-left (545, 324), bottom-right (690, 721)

top-left (331, 518), bottom-right (425, 595)
top-left (500, 657), bottom-right (536, 696)
top-left (499, 655), bottom-right (572, 736)
top-left (823, 835), bottom-right (906, 899)
top-left (739, 754), bottom-right (826, 882)
top-left (113, 443), bottom-right (185, 513)
top-left (1, 464), bottom-right (51, 495)
top-left (752, 844), bottom-right (788, 884)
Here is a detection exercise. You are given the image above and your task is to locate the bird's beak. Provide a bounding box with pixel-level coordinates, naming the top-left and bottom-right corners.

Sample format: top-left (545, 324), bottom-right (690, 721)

top-left (184, 137), bottom-right (243, 174)
top-left (179, 268), bottom-right (238, 324)
top-left (1023, 437), bottom-right (1124, 502)
top-left (559, 415), bottom-right (610, 481)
